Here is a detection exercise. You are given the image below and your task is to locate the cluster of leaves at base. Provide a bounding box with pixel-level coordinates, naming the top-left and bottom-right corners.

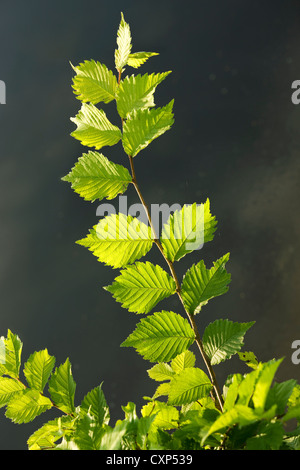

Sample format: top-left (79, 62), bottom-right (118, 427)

top-left (1, 330), bottom-right (300, 450)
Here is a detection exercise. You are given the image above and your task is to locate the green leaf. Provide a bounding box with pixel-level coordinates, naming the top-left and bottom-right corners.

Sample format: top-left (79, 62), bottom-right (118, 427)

top-left (122, 101), bottom-right (174, 157)
top-left (175, 407), bottom-right (220, 446)
top-left (28, 419), bottom-right (62, 450)
top-left (265, 379), bottom-right (297, 416)
top-left (181, 253), bottom-right (231, 314)
top-left (252, 359), bottom-right (283, 413)
top-left (201, 404), bottom-right (260, 445)
top-left (5, 389), bottom-right (52, 424)
top-left (160, 200), bottom-right (217, 263)
top-left (70, 103), bottom-right (122, 150)
top-left (116, 72), bottom-right (171, 118)
top-left (62, 152), bottom-right (132, 202)
top-left (0, 330), bottom-right (22, 379)
top-left (48, 359), bottom-right (76, 414)
top-left (98, 420), bottom-right (128, 450)
top-left (127, 52), bottom-right (159, 69)
top-left (147, 362), bottom-right (175, 382)
top-left (80, 383), bottom-right (110, 426)
top-left (288, 384), bottom-right (300, 408)
top-left (171, 350), bottom-right (196, 374)
top-left (77, 213), bottom-right (154, 269)
top-left (223, 374), bottom-right (243, 411)
top-left (141, 401), bottom-right (179, 430)
top-left (54, 437), bottom-right (79, 450)
top-left (283, 428), bottom-right (300, 450)
top-left (152, 382), bottom-right (171, 400)
top-left (202, 319), bottom-right (255, 365)
top-left (236, 368), bottom-right (261, 407)
top-left (0, 377), bottom-right (24, 408)
top-left (245, 421), bottom-right (284, 450)
top-left (121, 311), bottom-right (195, 362)
top-left (104, 261), bottom-right (176, 314)
top-left (237, 351), bottom-right (259, 370)
top-left (27, 415), bottom-right (76, 450)
top-left (122, 401), bottom-right (138, 421)
top-left (23, 349), bottom-right (55, 392)
top-left (115, 12), bottom-right (132, 72)
top-left (168, 368), bottom-right (212, 406)
top-left (282, 406), bottom-right (300, 423)
top-left (74, 413), bottom-right (104, 450)
top-left (0, 337), bottom-right (5, 372)
top-left (136, 415), bottom-right (157, 449)
top-left (71, 60), bottom-right (117, 104)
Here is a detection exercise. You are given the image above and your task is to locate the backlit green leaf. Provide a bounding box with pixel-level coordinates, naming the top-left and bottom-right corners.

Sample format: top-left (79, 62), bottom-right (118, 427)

top-left (80, 384), bottom-right (110, 426)
top-left (62, 151), bottom-right (132, 202)
top-left (252, 359), bottom-right (283, 413)
top-left (0, 377), bottom-right (24, 408)
top-left (98, 420), bottom-right (128, 450)
top-left (122, 101), bottom-right (174, 157)
top-left (23, 349), bottom-right (55, 392)
top-left (71, 60), bottom-right (117, 104)
top-left (5, 389), bottom-right (52, 424)
top-left (147, 362), bottom-right (175, 382)
top-left (127, 52), bottom-right (159, 69)
top-left (201, 404), bottom-right (261, 445)
top-left (136, 415), bottom-right (157, 449)
top-left (181, 253), bottom-right (231, 314)
top-left (236, 368), bottom-right (261, 407)
top-left (121, 311), bottom-right (195, 362)
top-left (48, 359), bottom-right (76, 415)
top-left (55, 438), bottom-right (79, 450)
top-left (282, 406), bottom-right (300, 423)
top-left (115, 12), bottom-right (132, 72)
top-left (0, 330), bottom-right (22, 379)
top-left (265, 379), bottom-right (297, 415)
top-left (27, 418), bottom-right (63, 450)
top-left (141, 401), bottom-right (179, 430)
top-left (74, 413), bottom-right (104, 450)
top-left (202, 319), bottom-right (255, 365)
top-left (223, 374), bottom-right (243, 412)
top-left (288, 384), bottom-right (300, 408)
top-left (27, 415), bottom-right (76, 450)
top-left (168, 368), bottom-right (212, 406)
top-left (238, 351), bottom-right (259, 370)
top-left (245, 421), bottom-right (284, 450)
top-left (104, 262), bottom-right (176, 314)
top-left (77, 213), bottom-right (154, 269)
top-left (171, 350), bottom-right (196, 374)
top-left (160, 200), bottom-right (217, 262)
top-left (70, 103), bottom-right (122, 150)
top-left (116, 72), bottom-right (171, 118)
top-left (152, 382), bottom-right (171, 400)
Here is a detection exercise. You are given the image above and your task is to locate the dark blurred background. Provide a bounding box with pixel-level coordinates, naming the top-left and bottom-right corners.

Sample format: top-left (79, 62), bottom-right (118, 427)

top-left (0, 0), bottom-right (300, 449)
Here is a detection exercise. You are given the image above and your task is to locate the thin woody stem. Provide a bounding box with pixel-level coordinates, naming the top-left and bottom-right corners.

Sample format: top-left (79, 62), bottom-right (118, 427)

top-left (117, 68), bottom-right (224, 411)
top-left (127, 155), bottom-right (224, 412)
top-left (128, 157), bottom-right (183, 292)
top-left (118, 68), bottom-right (122, 85)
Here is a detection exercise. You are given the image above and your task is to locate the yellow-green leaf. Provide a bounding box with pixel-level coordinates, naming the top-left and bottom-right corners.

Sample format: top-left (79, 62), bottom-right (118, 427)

top-left (104, 262), bottom-right (176, 314)
top-left (71, 60), bottom-right (117, 104)
top-left (70, 103), bottom-right (121, 150)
